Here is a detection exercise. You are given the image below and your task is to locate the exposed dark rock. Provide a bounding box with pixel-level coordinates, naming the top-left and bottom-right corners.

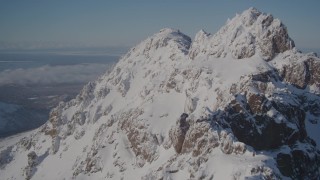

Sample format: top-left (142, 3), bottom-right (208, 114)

top-left (276, 153), bottom-right (293, 177)
top-left (247, 93), bottom-right (269, 114)
top-left (25, 151), bottom-right (38, 180)
top-left (179, 113), bottom-right (189, 130)
top-left (307, 58), bottom-right (320, 86)
top-left (169, 113), bottom-right (190, 153)
top-left (258, 19), bottom-right (294, 61)
top-left (250, 165), bottom-right (279, 179)
top-left (181, 121), bottom-right (219, 156)
top-left (278, 57), bottom-right (320, 89)
top-left (219, 93), bottom-right (306, 150)
top-left (251, 70), bottom-right (278, 83)
top-left (280, 62), bottom-right (309, 89)
top-left (119, 109), bottom-right (157, 165)
top-left (276, 147), bottom-right (320, 179)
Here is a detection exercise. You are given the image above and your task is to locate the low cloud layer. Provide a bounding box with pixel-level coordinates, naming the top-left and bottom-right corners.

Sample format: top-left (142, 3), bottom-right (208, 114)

top-left (0, 63), bottom-right (114, 85)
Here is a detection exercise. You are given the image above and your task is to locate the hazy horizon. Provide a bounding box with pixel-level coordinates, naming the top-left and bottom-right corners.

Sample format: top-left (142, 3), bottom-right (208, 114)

top-left (0, 49), bottom-right (120, 137)
top-left (1, 1), bottom-right (320, 51)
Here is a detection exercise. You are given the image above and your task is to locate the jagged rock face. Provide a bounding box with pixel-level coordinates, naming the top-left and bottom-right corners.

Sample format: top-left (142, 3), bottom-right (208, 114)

top-left (119, 108), bottom-right (159, 166)
top-left (169, 113), bottom-right (190, 154)
top-left (1, 8), bottom-right (320, 180)
top-left (211, 68), bottom-right (320, 179)
top-left (181, 119), bottom-right (220, 156)
top-left (276, 146), bottom-right (320, 179)
top-left (24, 151), bottom-right (38, 180)
top-left (188, 29), bottom-right (211, 60)
top-left (169, 113), bottom-right (247, 157)
top-left (307, 58), bottom-right (320, 86)
top-left (280, 61), bottom-right (309, 89)
top-left (279, 57), bottom-right (320, 89)
top-left (220, 90), bottom-right (307, 150)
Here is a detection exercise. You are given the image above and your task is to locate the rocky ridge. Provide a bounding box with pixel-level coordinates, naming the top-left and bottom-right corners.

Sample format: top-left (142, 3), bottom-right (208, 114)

top-left (189, 7), bottom-right (295, 60)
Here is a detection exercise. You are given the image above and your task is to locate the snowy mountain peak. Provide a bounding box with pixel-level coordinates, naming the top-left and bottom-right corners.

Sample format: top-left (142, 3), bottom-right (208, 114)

top-left (125, 28), bottom-right (191, 60)
top-left (158, 27), bottom-right (179, 34)
top-left (235, 7), bottom-right (262, 25)
top-left (194, 29), bottom-right (211, 43)
top-left (190, 7), bottom-right (295, 60)
top-left (1, 8), bottom-right (320, 180)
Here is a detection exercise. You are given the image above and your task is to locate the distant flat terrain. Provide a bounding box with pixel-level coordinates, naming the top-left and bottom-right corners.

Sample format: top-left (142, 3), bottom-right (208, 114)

top-left (0, 49), bottom-right (123, 137)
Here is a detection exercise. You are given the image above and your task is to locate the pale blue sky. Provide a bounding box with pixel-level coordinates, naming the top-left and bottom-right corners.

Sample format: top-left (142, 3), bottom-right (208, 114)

top-left (1, 0), bottom-right (320, 50)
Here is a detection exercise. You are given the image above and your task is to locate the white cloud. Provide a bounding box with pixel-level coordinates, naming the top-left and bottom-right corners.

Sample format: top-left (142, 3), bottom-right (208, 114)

top-left (0, 63), bottom-right (114, 85)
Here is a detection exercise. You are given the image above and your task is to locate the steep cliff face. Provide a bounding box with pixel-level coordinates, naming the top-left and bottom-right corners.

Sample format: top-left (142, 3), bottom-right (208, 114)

top-left (0, 8), bottom-right (319, 180)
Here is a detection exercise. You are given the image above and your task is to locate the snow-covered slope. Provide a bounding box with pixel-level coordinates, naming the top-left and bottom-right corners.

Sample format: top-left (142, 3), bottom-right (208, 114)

top-left (1, 8), bottom-right (319, 180)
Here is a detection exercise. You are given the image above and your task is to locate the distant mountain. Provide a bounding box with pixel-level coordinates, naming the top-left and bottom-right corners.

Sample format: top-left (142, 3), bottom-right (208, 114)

top-left (0, 8), bottom-right (319, 179)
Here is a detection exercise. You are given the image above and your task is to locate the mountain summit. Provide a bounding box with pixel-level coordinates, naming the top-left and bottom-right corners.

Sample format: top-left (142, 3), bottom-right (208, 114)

top-left (190, 7), bottom-right (295, 61)
top-left (0, 8), bottom-right (319, 180)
